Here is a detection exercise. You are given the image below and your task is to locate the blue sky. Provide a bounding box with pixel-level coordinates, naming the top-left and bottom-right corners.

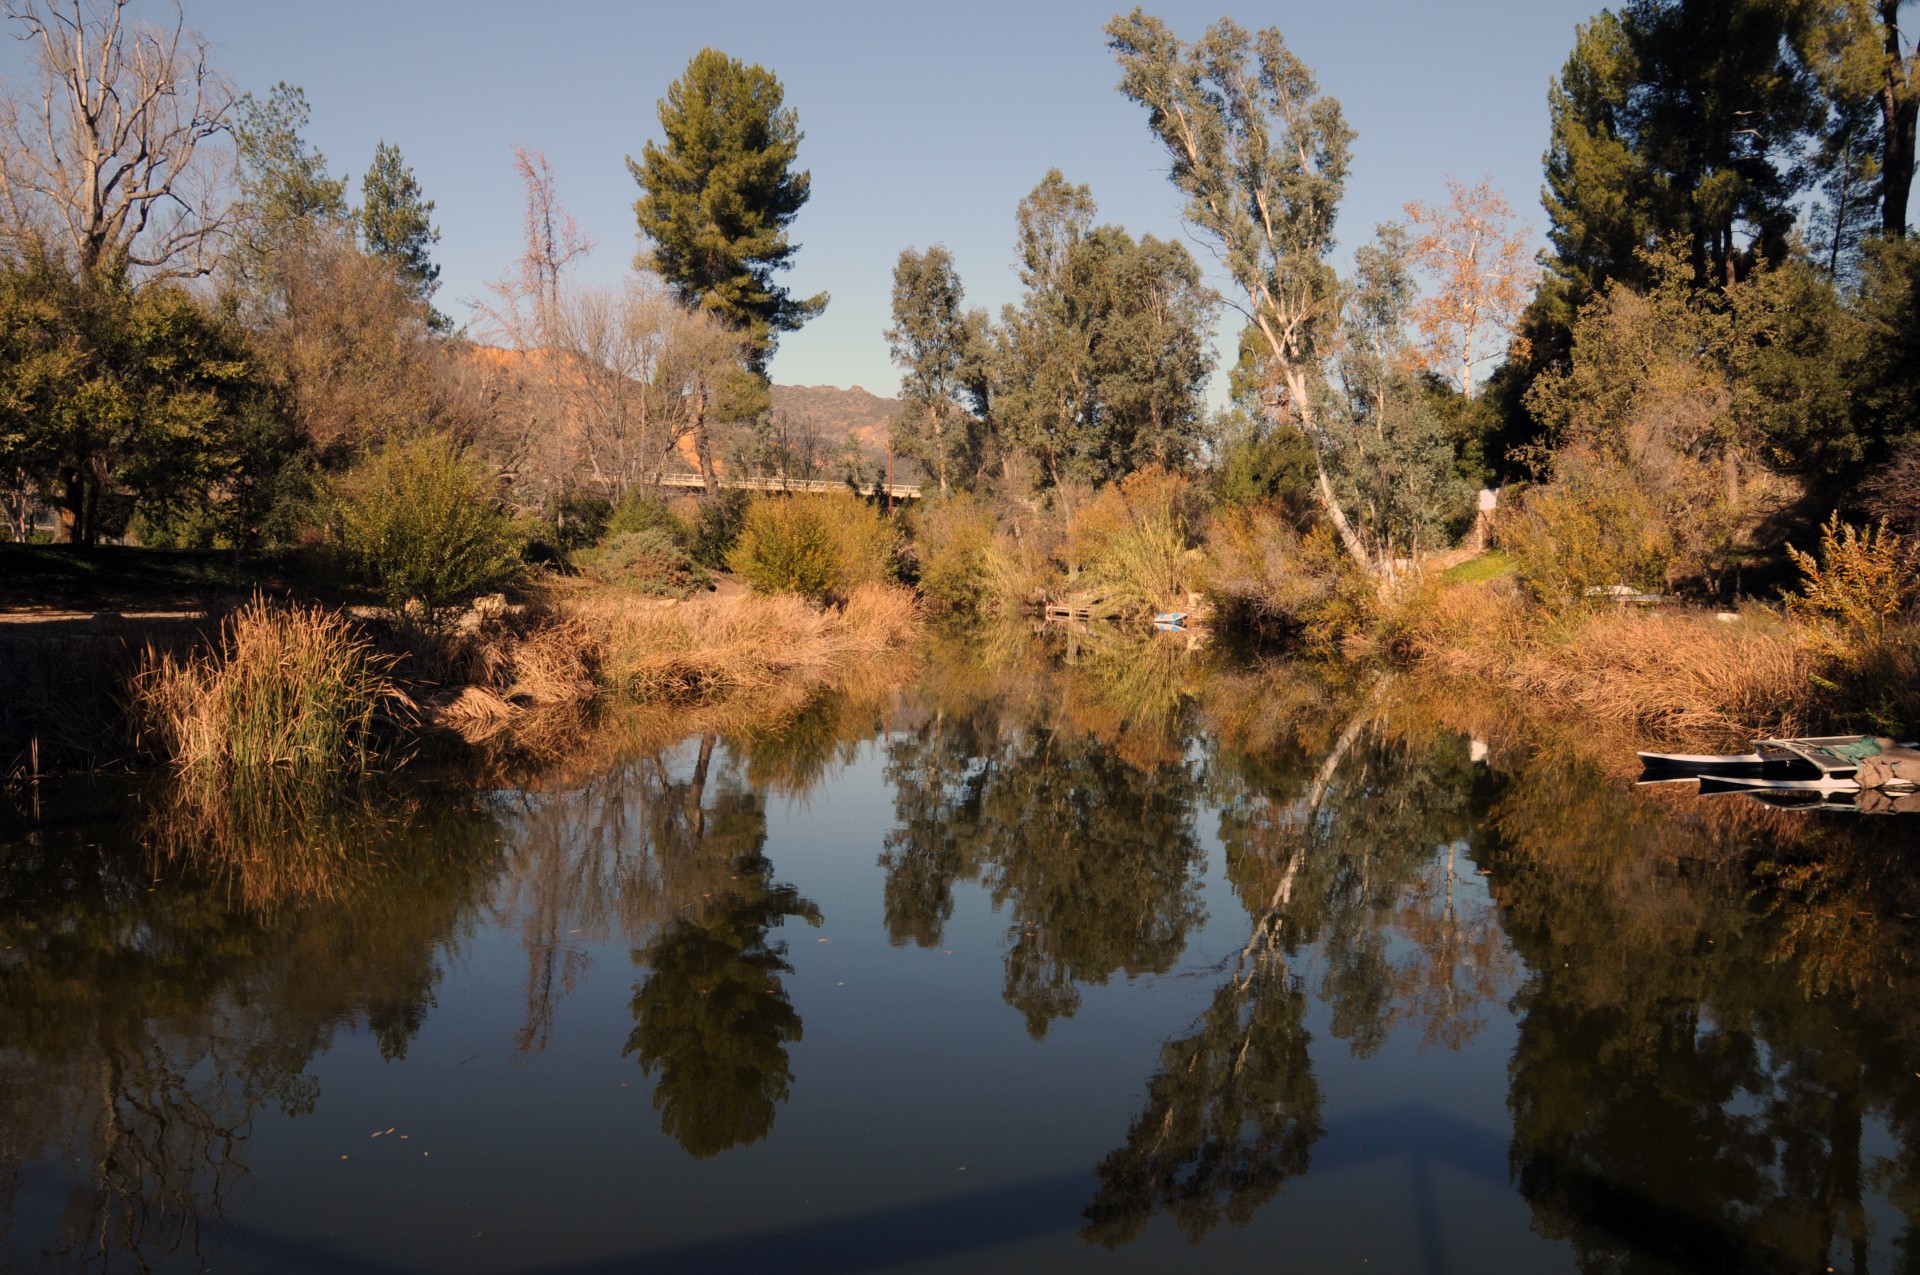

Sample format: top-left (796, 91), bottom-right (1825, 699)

top-left (8, 1), bottom-right (1602, 394)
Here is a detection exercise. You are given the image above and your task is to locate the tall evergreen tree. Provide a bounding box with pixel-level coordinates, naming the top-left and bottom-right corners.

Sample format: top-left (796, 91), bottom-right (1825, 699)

top-left (359, 141), bottom-right (447, 331)
top-left (230, 83), bottom-right (348, 287)
top-left (1540, 1), bottom-right (1821, 324)
top-left (628, 48), bottom-right (826, 372)
top-left (628, 48), bottom-right (826, 490)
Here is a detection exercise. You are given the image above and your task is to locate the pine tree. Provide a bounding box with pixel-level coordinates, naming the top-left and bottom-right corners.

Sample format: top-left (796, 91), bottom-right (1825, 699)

top-left (1541, 1), bottom-right (1821, 323)
top-left (628, 48), bottom-right (827, 373)
top-left (628, 48), bottom-right (826, 490)
top-left (360, 141), bottom-right (447, 331)
top-left (231, 83), bottom-right (348, 285)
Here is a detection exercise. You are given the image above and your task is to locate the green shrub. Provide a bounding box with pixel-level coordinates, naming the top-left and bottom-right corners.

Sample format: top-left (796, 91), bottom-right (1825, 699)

top-left (1503, 458), bottom-right (1672, 611)
top-left (913, 494), bottom-right (1000, 612)
top-left (728, 492), bottom-right (896, 601)
top-left (551, 488), bottom-right (613, 550)
top-left (688, 489), bottom-right (752, 568)
top-left (334, 435), bottom-right (523, 613)
top-left (605, 490), bottom-right (688, 544)
top-left (1212, 425), bottom-right (1318, 512)
top-left (579, 528), bottom-right (714, 599)
top-left (1786, 515), bottom-right (1918, 650)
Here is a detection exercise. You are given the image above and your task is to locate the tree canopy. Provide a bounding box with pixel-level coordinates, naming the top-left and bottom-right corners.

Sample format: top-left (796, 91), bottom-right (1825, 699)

top-left (359, 140), bottom-right (447, 331)
top-left (629, 47), bottom-right (827, 375)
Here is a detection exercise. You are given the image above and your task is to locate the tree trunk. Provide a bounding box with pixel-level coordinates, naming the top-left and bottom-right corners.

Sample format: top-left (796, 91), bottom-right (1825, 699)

top-left (84, 479), bottom-right (101, 548)
top-left (1883, 2), bottom-right (1917, 237)
top-left (1278, 364), bottom-right (1375, 575)
top-left (691, 371), bottom-right (717, 496)
top-left (59, 467), bottom-right (85, 545)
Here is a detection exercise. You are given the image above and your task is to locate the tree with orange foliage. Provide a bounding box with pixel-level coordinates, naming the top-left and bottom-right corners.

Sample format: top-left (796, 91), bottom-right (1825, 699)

top-left (1403, 176), bottom-right (1535, 398)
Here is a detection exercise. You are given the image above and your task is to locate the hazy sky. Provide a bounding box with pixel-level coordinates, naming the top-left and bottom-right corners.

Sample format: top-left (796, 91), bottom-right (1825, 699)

top-left (6, 0), bottom-right (1603, 394)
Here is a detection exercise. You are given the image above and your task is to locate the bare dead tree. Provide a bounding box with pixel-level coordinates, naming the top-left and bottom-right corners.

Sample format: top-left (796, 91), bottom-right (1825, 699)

top-left (541, 274), bottom-right (743, 499)
top-left (476, 145), bottom-right (593, 349)
top-left (0, 0), bottom-right (235, 280)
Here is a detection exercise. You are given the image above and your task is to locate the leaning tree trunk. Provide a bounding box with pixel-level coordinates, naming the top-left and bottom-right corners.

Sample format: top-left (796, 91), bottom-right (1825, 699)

top-left (1276, 363), bottom-right (1375, 576)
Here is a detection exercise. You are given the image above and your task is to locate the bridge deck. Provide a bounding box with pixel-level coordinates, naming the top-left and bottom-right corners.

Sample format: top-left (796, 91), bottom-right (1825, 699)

top-left (656, 473), bottom-right (923, 500)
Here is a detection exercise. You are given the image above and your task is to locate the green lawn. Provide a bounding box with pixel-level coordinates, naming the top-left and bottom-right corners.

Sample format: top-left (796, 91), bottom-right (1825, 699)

top-left (1441, 550), bottom-right (1515, 584)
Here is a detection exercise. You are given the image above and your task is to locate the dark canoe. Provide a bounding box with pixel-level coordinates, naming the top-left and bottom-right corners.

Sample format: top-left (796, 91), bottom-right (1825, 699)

top-left (1637, 750), bottom-right (1803, 778)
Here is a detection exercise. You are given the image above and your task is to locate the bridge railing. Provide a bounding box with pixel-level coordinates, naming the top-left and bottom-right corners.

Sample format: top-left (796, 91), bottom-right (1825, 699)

top-left (655, 472), bottom-right (923, 500)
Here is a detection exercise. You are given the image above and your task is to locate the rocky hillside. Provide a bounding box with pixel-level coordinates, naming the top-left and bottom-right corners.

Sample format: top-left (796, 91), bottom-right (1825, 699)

top-left (770, 384), bottom-right (900, 456)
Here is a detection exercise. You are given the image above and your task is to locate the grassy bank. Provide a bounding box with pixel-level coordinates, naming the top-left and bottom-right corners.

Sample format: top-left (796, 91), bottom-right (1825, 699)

top-left (1389, 564), bottom-right (1919, 748)
top-left (0, 579), bottom-right (923, 778)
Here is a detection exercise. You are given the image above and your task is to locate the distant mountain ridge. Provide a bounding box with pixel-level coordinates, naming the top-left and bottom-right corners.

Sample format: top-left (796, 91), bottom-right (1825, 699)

top-left (770, 383), bottom-right (899, 456)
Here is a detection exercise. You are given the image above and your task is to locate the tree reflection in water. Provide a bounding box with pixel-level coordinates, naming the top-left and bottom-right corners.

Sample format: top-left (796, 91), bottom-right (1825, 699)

top-left (0, 778), bottom-right (501, 1272)
top-left (497, 724), bottom-right (825, 1158)
top-left (1083, 662), bottom-right (1517, 1246)
top-left (881, 626), bottom-right (1209, 1037)
top-left (1477, 744), bottom-right (1920, 1274)
top-left (7, 626), bottom-right (1920, 1270)
top-left (880, 630), bottom-right (1521, 1244)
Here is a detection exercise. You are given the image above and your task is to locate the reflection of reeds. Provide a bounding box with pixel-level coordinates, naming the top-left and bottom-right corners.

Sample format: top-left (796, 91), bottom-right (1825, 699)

top-left (145, 773), bottom-right (387, 916)
top-left (135, 597), bottom-right (398, 773)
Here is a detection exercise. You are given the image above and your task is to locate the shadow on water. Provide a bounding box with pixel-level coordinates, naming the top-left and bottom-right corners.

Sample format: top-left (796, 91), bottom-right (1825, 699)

top-left (6, 622), bottom-right (1920, 1271)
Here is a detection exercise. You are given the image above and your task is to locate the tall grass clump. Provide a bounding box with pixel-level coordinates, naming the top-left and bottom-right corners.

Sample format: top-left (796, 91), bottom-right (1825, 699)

top-left (1063, 468), bottom-right (1206, 618)
top-left (334, 434), bottom-right (523, 612)
top-left (566, 582), bottom-right (918, 703)
top-left (728, 492), bottom-right (896, 601)
top-left (137, 598), bottom-right (397, 773)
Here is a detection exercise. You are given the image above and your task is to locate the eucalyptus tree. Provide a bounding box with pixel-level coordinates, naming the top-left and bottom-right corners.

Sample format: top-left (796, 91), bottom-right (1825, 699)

top-left (886, 245), bottom-right (986, 493)
top-left (993, 170), bottom-right (1217, 489)
top-left (1108, 10), bottom-right (1374, 573)
top-left (1325, 224), bottom-right (1471, 563)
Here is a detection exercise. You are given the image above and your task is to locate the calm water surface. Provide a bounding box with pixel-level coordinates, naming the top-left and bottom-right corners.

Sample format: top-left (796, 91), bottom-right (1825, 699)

top-left (3, 632), bottom-right (1917, 1273)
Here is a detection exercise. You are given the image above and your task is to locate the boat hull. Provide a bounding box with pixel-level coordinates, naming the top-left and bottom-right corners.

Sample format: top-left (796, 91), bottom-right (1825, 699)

top-left (1636, 752), bottom-right (1808, 778)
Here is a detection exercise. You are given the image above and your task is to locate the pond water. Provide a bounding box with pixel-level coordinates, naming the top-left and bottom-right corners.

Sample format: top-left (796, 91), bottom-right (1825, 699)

top-left (3, 629), bottom-right (1918, 1274)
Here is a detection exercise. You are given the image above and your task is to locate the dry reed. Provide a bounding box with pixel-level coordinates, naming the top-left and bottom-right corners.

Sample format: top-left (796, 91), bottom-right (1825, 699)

top-left (564, 582), bottom-right (920, 703)
top-left (1400, 582), bottom-right (1826, 743)
top-left (136, 597), bottom-right (399, 772)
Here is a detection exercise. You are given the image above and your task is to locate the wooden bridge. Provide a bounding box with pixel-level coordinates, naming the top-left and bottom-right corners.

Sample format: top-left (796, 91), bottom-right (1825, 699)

top-left (656, 472), bottom-right (924, 501)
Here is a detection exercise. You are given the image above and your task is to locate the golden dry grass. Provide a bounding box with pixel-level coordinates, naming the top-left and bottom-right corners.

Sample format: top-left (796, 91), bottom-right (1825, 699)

top-left (136, 597), bottom-right (400, 772)
top-left (563, 581), bottom-right (919, 702)
top-left (1400, 581), bottom-right (1825, 744)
